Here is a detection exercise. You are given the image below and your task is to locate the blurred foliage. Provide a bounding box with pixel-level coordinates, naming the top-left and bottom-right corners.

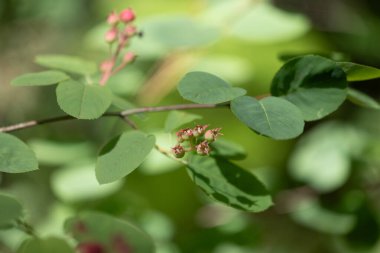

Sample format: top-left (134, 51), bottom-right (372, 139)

top-left (1, 0), bottom-right (380, 252)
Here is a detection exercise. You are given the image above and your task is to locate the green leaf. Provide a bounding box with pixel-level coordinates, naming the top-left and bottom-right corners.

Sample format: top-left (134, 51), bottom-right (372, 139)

top-left (164, 110), bottom-right (202, 132)
top-left (271, 55), bottom-right (348, 121)
top-left (17, 237), bottom-right (74, 253)
top-left (289, 122), bottom-right (366, 192)
top-left (11, 71), bottom-right (69, 86)
top-left (230, 1), bottom-right (310, 43)
top-left (65, 211), bottom-right (155, 253)
top-left (177, 71), bottom-right (246, 104)
top-left (0, 193), bottom-right (23, 227)
top-left (290, 198), bottom-right (356, 235)
top-left (56, 80), bottom-right (112, 119)
top-left (338, 62), bottom-right (380, 82)
top-left (35, 54), bottom-right (97, 75)
top-left (96, 130), bottom-right (155, 184)
top-left (0, 133), bottom-right (38, 173)
top-left (231, 96), bottom-right (304, 140)
top-left (141, 15), bottom-right (219, 49)
top-left (210, 139), bottom-right (247, 160)
top-left (187, 155), bottom-right (272, 212)
top-left (111, 95), bottom-right (136, 110)
top-left (51, 160), bottom-right (124, 202)
top-left (347, 88), bottom-right (380, 109)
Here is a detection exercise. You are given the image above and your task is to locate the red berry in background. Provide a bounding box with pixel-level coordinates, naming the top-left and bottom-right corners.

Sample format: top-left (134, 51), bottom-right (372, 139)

top-left (77, 242), bottom-right (104, 253)
top-left (120, 8), bottom-right (135, 23)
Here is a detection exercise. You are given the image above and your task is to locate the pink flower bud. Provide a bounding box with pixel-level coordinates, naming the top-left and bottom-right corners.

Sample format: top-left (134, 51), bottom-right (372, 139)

top-left (204, 128), bottom-right (222, 142)
top-left (124, 25), bottom-right (137, 37)
top-left (193, 124), bottom-right (208, 137)
top-left (105, 27), bottom-right (118, 43)
top-left (171, 145), bottom-right (185, 158)
top-left (119, 8), bottom-right (135, 23)
top-left (123, 52), bottom-right (136, 63)
top-left (107, 11), bottom-right (119, 25)
top-left (100, 60), bottom-right (114, 72)
top-left (196, 141), bottom-right (211, 156)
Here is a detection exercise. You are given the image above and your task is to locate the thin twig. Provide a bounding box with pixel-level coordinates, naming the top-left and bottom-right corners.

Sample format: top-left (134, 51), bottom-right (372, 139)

top-left (0, 103), bottom-right (226, 133)
top-left (16, 219), bottom-right (38, 237)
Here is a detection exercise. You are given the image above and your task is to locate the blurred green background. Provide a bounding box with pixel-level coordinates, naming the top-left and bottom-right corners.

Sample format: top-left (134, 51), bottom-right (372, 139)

top-left (1, 0), bottom-right (380, 252)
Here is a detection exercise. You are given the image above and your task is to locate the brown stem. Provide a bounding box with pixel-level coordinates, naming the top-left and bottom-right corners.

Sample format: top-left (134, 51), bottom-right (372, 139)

top-left (0, 103), bottom-right (226, 133)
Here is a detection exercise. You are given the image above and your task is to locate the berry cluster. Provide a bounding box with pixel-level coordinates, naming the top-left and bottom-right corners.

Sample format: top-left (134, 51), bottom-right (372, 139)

top-left (171, 125), bottom-right (222, 158)
top-left (100, 8), bottom-right (142, 86)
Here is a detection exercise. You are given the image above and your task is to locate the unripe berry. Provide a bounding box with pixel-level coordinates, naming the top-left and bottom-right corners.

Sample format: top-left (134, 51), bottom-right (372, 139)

top-left (193, 124), bottom-right (208, 137)
top-left (204, 128), bottom-right (222, 142)
top-left (120, 8), bottom-right (135, 23)
top-left (107, 11), bottom-right (119, 25)
top-left (105, 27), bottom-right (118, 43)
top-left (196, 141), bottom-right (211, 156)
top-left (171, 145), bottom-right (185, 158)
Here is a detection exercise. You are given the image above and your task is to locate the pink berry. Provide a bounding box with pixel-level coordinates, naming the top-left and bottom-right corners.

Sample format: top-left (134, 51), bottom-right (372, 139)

top-left (204, 128), bottom-right (222, 142)
top-left (124, 25), bottom-right (137, 37)
top-left (119, 8), bottom-right (135, 23)
top-left (105, 27), bottom-right (118, 43)
top-left (107, 11), bottom-right (119, 25)
top-left (123, 52), bottom-right (136, 63)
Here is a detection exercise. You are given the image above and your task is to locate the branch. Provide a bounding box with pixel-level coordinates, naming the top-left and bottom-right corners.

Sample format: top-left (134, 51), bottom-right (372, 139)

top-left (0, 103), bottom-right (225, 133)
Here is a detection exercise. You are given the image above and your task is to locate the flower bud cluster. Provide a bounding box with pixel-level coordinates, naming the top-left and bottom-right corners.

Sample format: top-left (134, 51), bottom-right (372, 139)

top-left (100, 8), bottom-right (141, 86)
top-left (171, 125), bottom-right (222, 158)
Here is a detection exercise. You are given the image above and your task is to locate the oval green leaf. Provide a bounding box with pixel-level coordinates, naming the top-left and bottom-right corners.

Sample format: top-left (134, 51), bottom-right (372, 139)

top-left (65, 211), bottom-right (155, 253)
top-left (347, 88), bottom-right (380, 109)
top-left (177, 71), bottom-right (246, 104)
top-left (35, 54), bottom-right (97, 75)
top-left (231, 96), bottom-right (304, 140)
top-left (96, 130), bottom-right (156, 184)
top-left (164, 110), bottom-right (202, 132)
top-left (11, 71), bottom-right (69, 86)
top-left (0, 193), bottom-right (23, 227)
top-left (187, 155), bottom-right (273, 212)
top-left (289, 122), bottom-right (366, 192)
top-left (271, 55), bottom-right (348, 121)
top-left (210, 139), bottom-right (247, 160)
top-left (338, 62), bottom-right (380, 82)
top-left (17, 237), bottom-right (75, 253)
top-left (0, 133), bottom-right (38, 173)
top-left (56, 80), bottom-right (112, 119)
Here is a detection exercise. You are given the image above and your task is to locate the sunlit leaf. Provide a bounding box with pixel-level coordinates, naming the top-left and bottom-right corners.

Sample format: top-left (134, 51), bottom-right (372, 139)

top-left (187, 155), bottom-right (272, 212)
top-left (230, 1), bottom-right (310, 43)
top-left (0, 133), bottom-right (38, 173)
top-left (96, 130), bottom-right (155, 184)
top-left (51, 160), bottom-right (124, 202)
top-left (271, 55), bottom-right (348, 121)
top-left (65, 211), bottom-right (155, 253)
top-left (338, 62), bottom-right (380, 82)
top-left (347, 88), bottom-right (380, 109)
top-left (29, 139), bottom-right (94, 166)
top-left (17, 237), bottom-right (74, 253)
top-left (35, 54), bottom-right (97, 75)
top-left (11, 71), bottom-right (69, 86)
top-left (210, 139), bottom-right (247, 160)
top-left (231, 96), bottom-right (304, 140)
top-left (289, 122), bottom-right (366, 192)
top-left (290, 198), bottom-right (356, 235)
top-left (56, 80), bottom-right (112, 119)
top-left (141, 15), bottom-right (219, 49)
top-left (164, 111), bottom-right (202, 132)
top-left (178, 71), bottom-right (246, 104)
top-left (0, 193), bottom-right (23, 227)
